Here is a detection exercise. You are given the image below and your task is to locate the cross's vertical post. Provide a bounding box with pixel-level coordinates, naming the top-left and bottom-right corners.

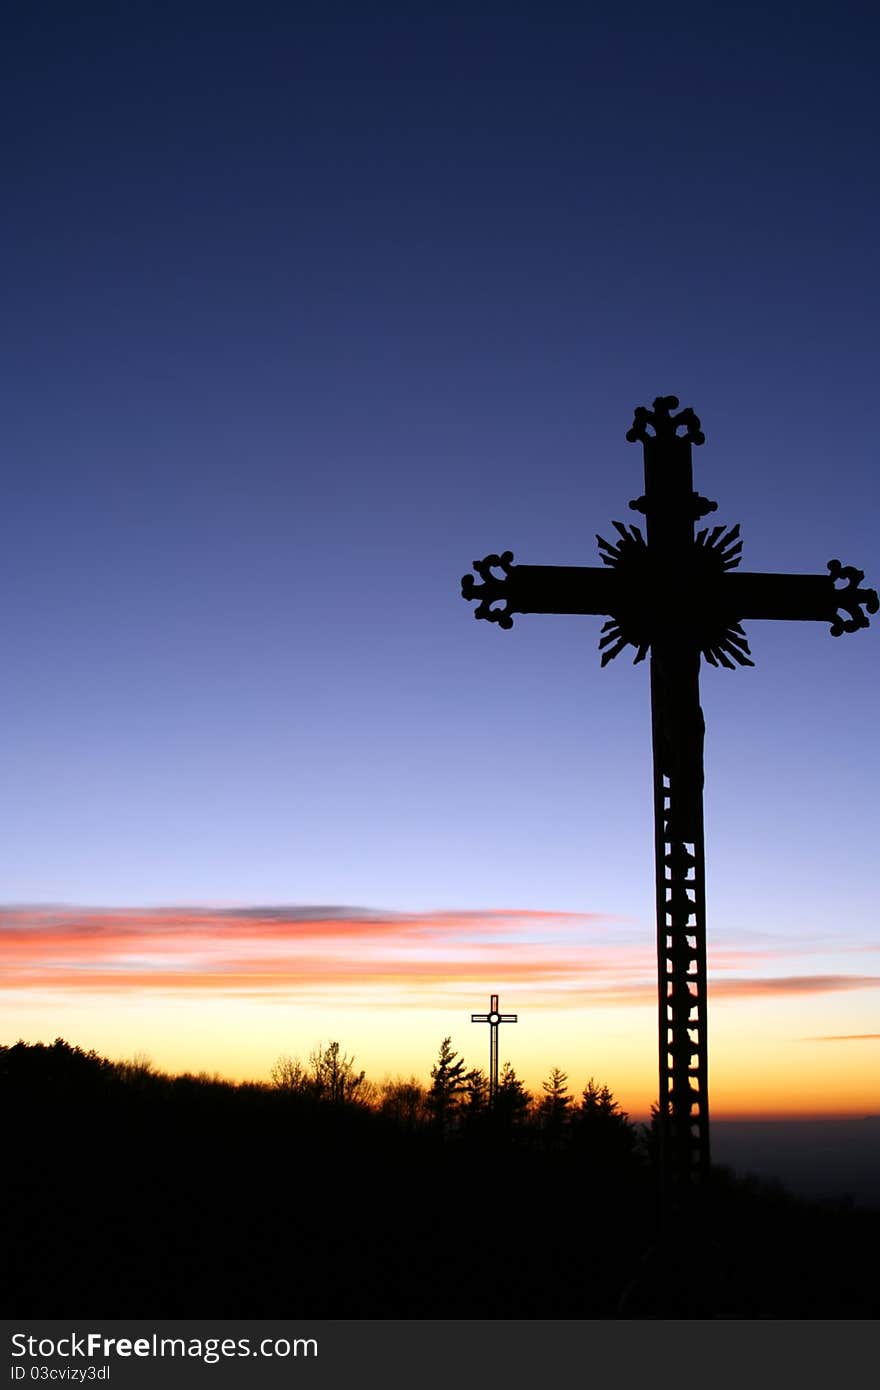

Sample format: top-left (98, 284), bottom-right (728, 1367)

top-left (631, 410), bottom-right (715, 1193)
top-left (471, 993), bottom-right (518, 1104)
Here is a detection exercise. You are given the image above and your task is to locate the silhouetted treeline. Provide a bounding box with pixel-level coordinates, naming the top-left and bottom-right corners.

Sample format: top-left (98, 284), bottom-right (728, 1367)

top-left (269, 1037), bottom-right (639, 1164)
top-left (2, 1039), bottom-right (878, 1318)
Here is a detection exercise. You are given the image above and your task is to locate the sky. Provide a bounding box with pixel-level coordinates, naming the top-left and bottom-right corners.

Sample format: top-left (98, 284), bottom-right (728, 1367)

top-left (3, 1), bottom-right (878, 1116)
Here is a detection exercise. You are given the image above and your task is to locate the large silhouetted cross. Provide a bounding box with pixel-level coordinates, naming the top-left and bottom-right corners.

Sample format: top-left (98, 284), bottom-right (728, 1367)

top-left (461, 395), bottom-right (877, 1192)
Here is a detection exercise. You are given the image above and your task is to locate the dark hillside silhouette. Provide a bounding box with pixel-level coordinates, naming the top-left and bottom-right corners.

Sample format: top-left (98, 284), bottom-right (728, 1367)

top-left (2, 1039), bottom-right (878, 1318)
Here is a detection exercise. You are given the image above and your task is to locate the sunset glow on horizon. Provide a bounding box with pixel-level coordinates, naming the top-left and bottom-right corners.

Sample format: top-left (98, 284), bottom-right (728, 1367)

top-left (4, 902), bottom-right (878, 1119)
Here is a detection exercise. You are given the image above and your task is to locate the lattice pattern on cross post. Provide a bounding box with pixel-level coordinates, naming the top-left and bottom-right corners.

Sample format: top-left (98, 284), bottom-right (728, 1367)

top-left (461, 395), bottom-right (877, 1195)
top-left (471, 993), bottom-right (517, 1105)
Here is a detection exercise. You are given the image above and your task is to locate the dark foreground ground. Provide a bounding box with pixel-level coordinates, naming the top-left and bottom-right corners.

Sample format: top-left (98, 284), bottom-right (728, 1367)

top-left (3, 1047), bottom-right (878, 1319)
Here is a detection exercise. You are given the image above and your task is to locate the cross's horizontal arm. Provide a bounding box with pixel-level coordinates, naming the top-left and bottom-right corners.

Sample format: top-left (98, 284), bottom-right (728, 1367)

top-left (461, 551), bottom-right (617, 629)
top-left (722, 563), bottom-right (879, 636)
top-left (463, 549), bottom-right (878, 648)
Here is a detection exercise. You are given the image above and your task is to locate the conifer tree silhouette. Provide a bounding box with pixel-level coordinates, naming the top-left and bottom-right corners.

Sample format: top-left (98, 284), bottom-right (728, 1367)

top-left (427, 1037), bottom-right (468, 1133)
top-left (538, 1067), bottom-right (572, 1149)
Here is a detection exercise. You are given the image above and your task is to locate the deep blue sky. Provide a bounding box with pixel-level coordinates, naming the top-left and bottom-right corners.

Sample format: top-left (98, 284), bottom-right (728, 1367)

top-left (4, 3), bottom-right (878, 948)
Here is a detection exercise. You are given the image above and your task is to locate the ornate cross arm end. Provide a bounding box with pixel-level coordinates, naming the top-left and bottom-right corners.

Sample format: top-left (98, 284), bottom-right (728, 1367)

top-left (461, 550), bottom-right (516, 629)
top-left (827, 559), bottom-right (880, 636)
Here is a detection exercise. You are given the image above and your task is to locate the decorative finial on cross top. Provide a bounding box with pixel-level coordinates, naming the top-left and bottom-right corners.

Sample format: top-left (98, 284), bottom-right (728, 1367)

top-left (461, 397), bottom-right (877, 1195)
top-left (625, 394), bottom-right (705, 446)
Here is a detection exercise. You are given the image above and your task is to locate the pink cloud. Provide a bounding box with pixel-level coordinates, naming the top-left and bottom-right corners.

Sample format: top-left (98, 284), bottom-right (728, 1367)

top-left (710, 975), bottom-right (880, 998)
top-left (2, 906), bottom-right (878, 1006)
top-left (0, 904), bottom-right (628, 998)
